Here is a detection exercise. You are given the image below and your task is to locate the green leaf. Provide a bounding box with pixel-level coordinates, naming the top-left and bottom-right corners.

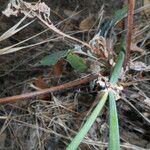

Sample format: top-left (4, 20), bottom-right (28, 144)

top-left (39, 50), bottom-right (68, 66)
top-left (67, 7), bottom-right (127, 150)
top-left (108, 32), bottom-right (126, 150)
top-left (109, 51), bottom-right (125, 85)
top-left (109, 32), bottom-right (126, 85)
top-left (66, 92), bottom-right (108, 150)
top-left (100, 5), bottom-right (128, 37)
top-left (109, 91), bottom-right (120, 150)
top-left (112, 5), bottom-right (128, 26)
top-left (67, 53), bottom-right (87, 73)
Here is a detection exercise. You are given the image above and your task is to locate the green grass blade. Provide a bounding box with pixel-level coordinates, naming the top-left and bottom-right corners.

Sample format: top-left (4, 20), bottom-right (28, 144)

top-left (66, 92), bottom-right (108, 150)
top-left (100, 5), bottom-right (128, 37)
top-left (109, 51), bottom-right (125, 85)
top-left (110, 32), bottom-right (126, 85)
top-left (67, 7), bottom-right (127, 149)
top-left (108, 33), bottom-right (126, 150)
top-left (109, 91), bottom-right (120, 150)
top-left (112, 5), bottom-right (128, 26)
top-left (108, 51), bottom-right (124, 150)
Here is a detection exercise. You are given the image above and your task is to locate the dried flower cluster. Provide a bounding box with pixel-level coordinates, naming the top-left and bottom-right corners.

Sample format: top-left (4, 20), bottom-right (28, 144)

top-left (3, 0), bottom-right (50, 22)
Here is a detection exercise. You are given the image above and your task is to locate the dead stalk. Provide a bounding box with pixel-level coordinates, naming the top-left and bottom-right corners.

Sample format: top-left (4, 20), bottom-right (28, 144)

top-left (36, 15), bottom-right (92, 49)
top-left (0, 74), bottom-right (98, 104)
top-left (124, 0), bottom-right (135, 67)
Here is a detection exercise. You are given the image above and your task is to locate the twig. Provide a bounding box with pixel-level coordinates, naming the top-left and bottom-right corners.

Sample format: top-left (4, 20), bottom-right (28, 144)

top-left (124, 0), bottom-right (135, 67)
top-left (0, 74), bottom-right (98, 104)
top-left (37, 14), bottom-right (92, 49)
top-left (121, 77), bottom-right (150, 86)
top-left (20, 0), bottom-right (91, 49)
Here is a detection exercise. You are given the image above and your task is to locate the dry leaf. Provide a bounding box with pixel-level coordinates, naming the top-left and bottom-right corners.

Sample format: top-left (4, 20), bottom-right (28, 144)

top-left (89, 34), bottom-right (115, 67)
top-left (53, 60), bottom-right (64, 78)
top-left (90, 61), bottom-right (103, 74)
top-left (144, 0), bottom-right (150, 17)
top-left (30, 77), bottom-right (50, 100)
top-left (130, 61), bottom-right (150, 71)
top-left (31, 77), bottom-right (49, 90)
top-left (79, 16), bottom-right (94, 31)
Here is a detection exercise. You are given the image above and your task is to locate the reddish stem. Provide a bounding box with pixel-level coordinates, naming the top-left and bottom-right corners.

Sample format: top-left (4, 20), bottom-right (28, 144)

top-left (124, 0), bottom-right (135, 67)
top-left (0, 74), bottom-right (98, 104)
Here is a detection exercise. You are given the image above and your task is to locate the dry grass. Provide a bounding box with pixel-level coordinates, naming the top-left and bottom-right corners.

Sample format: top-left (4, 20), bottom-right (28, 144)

top-left (0, 0), bottom-right (150, 149)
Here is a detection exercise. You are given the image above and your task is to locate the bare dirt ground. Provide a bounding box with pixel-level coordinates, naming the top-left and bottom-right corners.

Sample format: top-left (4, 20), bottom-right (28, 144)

top-left (0, 0), bottom-right (150, 149)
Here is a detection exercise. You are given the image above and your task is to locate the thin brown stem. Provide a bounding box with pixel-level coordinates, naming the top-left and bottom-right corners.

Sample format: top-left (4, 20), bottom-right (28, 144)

top-left (124, 0), bottom-right (135, 67)
top-left (0, 74), bottom-right (98, 104)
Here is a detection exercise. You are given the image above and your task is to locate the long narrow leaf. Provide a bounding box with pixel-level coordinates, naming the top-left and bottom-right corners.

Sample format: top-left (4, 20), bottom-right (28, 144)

top-left (100, 5), bottom-right (128, 37)
top-left (67, 6), bottom-right (127, 150)
top-left (110, 32), bottom-right (126, 85)
top-left (109, 91), bottom-right (120, 150)
top-left (109, 51), bottom-right (125, 85)
top-left (66, 92), bottom-right (108, 150)
top-left (108, 33), bottom-right (126, 150)
top-left (108, 51), bottom-right (124, 150)
top-left (112, 5), bottom-right (128, 26)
